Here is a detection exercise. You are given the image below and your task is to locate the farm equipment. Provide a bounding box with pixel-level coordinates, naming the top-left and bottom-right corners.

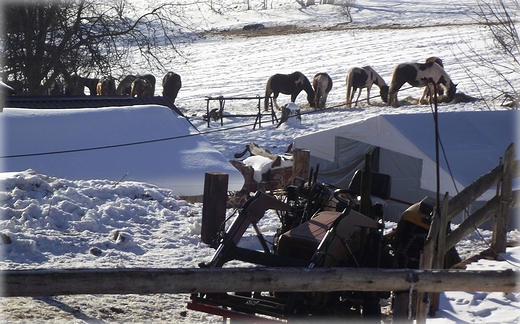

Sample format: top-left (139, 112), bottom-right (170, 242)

top-left (187, 158), bottom-right (405, 322)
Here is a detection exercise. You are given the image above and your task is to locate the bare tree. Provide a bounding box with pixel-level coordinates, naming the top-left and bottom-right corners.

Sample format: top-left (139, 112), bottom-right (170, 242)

top-left (0, 0), bottom-right (198, 95)
top-left (458, 0), bottom-right (519, 108)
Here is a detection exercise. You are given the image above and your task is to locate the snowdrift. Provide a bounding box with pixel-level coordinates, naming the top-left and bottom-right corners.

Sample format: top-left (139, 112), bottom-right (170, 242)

top-left (0, 105), bottom-right (244, 196)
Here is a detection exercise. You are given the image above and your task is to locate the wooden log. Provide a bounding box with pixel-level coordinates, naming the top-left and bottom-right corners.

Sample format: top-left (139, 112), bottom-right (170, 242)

top-left (291, 148), bottom-right (310, 181)
top-left (446, 163), bottom-right (502, 221)
top-left (2, 267), bottom-right (517, 297)
top-left (446, 145), bottom-right (517, 222)
top-left (492, 143), bottom-right (515, 254)
top-left (444, 195), bottom-right (499, 252)
top-left (201, 172), bottom-right (228, 246)
top-left (248, 142), bottom-right (279, 161)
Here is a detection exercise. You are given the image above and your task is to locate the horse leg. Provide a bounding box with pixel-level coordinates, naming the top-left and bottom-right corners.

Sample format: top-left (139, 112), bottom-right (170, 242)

top-left (346, 86), bottom-right (352, 108)
top-left (420, 87), bottom-right (429, 105)
top-left (322, 92), bottom-right (328, 109)
top-left (273, 96), bottom-right (281, 111)
top-left (366, 85), bottom-right (372, 105)
top-left (354, 89), bottom-right (362, 107)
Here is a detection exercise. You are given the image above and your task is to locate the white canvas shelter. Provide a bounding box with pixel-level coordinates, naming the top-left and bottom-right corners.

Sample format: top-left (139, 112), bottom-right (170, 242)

top-left (0, 105), bottom-right (244, 197)
top-left (293, 110), bottom-right (518, 221)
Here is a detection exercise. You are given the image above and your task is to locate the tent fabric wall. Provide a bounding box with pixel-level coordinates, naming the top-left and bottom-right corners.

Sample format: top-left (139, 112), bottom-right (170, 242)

top-left (293, 110), bottom-right (518, 222)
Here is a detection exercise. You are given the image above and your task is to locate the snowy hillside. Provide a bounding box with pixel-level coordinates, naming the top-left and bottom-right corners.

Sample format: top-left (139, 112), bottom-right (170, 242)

top-left (1, 0), bottom-right (519, 323)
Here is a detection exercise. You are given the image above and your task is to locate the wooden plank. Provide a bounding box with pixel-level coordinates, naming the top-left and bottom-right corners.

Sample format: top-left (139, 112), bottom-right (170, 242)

top-left (201, 172), bottom-right (228, 246)
top-left (444, 195), bottom-right (499, 252)
top-left (446, 164), bottom-right (502, 221)
top-left (2, 267), bottom-right (517, 297)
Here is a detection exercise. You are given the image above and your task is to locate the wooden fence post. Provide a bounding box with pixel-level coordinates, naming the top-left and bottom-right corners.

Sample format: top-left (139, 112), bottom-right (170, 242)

top-left (201, 172), bottom-right (228, 246)
top-left (292, 148), bottom-right (310, 182)
top-left (492, 143), bottom-right (515, 254)
top-left (430, 193), bottom-right (449, 315)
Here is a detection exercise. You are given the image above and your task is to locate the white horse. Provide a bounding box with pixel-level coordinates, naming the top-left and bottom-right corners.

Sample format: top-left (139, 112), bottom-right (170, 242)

top-left (388, 62), bottom-right (457, 107)
top-left (345, 66), bottom-right (389, 108)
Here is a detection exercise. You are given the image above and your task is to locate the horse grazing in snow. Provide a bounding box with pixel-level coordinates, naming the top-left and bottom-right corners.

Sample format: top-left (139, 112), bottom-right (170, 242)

top-left (264, 71), bottom-right (315, 111)
top-left (116, 75), bottom-right (136, 95)
top-left (388, 62), bottom-right (457, 107)
top-left (345, 66), bottom-right (389, 108)
top-left (162, 72), bottom-right (182, 104)
top-left (96, 76), bottom-right (116, 96)
top-left (312, 72), bottom-right (333, 110)
top-left (131, 76), bottom-right (154, 97)
top-left (422, 57), bottom-right (445, 102)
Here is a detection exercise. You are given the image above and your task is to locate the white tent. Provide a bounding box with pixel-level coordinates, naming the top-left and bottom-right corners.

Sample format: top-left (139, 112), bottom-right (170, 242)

top-left (293, 110), bottom-right (518, 221)
top-left (0, 105), bottom-right (244, 197)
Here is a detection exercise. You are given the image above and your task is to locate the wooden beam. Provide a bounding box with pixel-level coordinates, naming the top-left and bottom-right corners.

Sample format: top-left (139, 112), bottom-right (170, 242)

top-left (446, 164), bottom-right (502, 221)
top-left (445, 195), bottom-right (499, 252)
top-left (2, 267), bottom-right (517, 298)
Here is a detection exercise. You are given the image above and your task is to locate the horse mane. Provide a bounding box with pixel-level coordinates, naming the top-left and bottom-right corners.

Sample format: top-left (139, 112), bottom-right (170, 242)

top-left (297, 71), bottom-right (314, 96)
top-left (370, 68), bottom-right (388, 88)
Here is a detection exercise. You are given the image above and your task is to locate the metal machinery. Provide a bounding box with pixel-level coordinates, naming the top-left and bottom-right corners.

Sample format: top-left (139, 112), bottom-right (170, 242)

top-left (188, 162), bottom-right (443, 322)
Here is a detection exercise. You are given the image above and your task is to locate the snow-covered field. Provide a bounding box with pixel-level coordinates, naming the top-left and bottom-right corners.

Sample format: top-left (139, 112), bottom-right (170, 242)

top-left (1, 0), bottom-right (519, 323)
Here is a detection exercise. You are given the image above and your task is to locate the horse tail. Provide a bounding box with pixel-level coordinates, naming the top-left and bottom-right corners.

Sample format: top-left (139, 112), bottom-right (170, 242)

top-left (326, 74), bottom-right (333, 93)
top-left (346, 70), bottom-right (352, 108)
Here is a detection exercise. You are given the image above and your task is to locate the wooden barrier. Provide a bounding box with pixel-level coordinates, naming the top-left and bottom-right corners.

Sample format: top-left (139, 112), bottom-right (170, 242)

top-left (412, 143), bottom-right (518, 323)
top-left (1, 267), bottom-right (517, 298)
top-left (204, 95), bottom-right (277, 129)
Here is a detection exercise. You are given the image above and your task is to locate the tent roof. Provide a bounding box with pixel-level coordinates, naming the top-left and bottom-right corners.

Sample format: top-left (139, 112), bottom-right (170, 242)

top-left (294, 110), bottom-right (518, 196)
top-left (1, 105), bottom-right (244, 196)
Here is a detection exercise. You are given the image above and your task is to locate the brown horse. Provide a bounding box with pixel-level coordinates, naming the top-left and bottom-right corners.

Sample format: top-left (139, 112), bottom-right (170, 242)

top-left (345, 66), bottom-right (389, 108)
top-left (312, 72), bottom-right (333, 110)
top-left (141, 74), bottom-right (156, 95)
top-left (388, 62), bottom-right (457, 107)
top-left (162, 72), bottom-right (182, 104)
top-left (64, 74), bottom-right (98, 96)
top-left (264, 71), bottom-right (315, 111)
top-left (131, 76), bottom-right (154, 97)
top-left (116, 75), bottom-right (136, 95)
top-left (96, 76), bottom-right (117, 96)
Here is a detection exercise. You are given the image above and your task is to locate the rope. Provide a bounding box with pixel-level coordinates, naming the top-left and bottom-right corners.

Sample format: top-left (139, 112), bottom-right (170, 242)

top-left (0, 132), bottom-right (202, 159)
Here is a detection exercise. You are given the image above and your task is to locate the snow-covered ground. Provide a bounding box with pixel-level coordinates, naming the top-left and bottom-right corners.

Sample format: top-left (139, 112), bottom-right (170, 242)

top-left (1, 0), bottom-right (519, 323)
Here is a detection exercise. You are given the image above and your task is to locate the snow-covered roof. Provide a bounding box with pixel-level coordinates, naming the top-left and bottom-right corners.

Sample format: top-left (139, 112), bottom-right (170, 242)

top-left (1, 105), bottom-right (244, 196)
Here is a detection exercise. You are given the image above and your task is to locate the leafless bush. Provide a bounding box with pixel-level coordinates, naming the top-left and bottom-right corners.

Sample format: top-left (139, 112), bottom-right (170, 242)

top-left (457, 0), bottom-right (519, 108)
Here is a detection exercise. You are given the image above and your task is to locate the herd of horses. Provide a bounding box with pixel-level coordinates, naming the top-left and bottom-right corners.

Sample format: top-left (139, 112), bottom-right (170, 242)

top-left (22, 56), bottom-right (456, 113)
top-left (43, 72), bottom-right (182, 104)
top-left (264, 56), bottom-right (457, 111)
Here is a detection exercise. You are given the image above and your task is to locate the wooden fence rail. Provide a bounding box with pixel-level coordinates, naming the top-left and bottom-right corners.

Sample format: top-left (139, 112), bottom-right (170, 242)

top-left (411, 143), bottom-right (518, 323)
top-left (1, 267), bottom-right (517, 298)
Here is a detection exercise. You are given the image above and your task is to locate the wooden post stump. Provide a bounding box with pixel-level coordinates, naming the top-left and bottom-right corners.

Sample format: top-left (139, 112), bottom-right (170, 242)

top-left (292, 148), bottom-right (310, 182)
top-left (201, 172), bottom-right (228, 246)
